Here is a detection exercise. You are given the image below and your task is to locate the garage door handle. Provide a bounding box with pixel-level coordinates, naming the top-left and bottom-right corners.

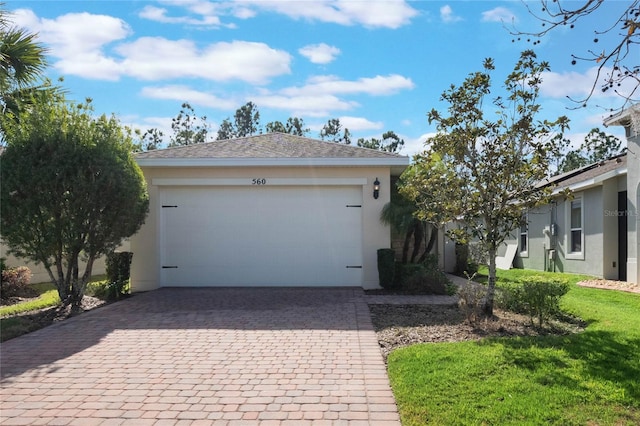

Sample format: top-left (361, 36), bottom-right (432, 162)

top-left (346, 265), bottom-right (362, 268)
top-left (346, 205), bottom-right (362, 208)
top-left (162, 266), bottom-right (178, 269)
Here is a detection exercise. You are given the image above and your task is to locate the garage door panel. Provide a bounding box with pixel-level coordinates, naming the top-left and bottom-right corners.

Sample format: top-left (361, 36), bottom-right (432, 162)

top-left (160, 186), bottom-right (362, 287)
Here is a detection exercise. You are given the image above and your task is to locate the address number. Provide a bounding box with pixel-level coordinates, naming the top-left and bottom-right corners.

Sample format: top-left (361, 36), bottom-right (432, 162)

top-left (252, 178), bottom-right (267, 185)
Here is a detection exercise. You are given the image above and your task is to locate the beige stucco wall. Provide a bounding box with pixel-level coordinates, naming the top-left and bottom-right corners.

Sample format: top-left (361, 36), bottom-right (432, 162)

top-left (129, 165), bottom-right (393, 291)
top-left (0, 243), bottom-right (116, 284)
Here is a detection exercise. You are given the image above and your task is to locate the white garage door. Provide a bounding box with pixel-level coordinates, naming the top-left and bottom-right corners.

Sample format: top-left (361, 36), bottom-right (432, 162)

top-left (159, 185), bottom-right (363, 287)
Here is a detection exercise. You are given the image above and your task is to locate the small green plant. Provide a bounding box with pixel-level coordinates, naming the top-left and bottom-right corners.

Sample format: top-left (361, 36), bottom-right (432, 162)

top-left (104, 251), bottom-right (133, 300)
top-left (498, 276), bottom-right (570, 326)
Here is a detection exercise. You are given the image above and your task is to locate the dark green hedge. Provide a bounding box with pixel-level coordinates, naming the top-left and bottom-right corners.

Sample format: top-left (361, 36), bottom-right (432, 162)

top-left (105, 251), bottom-right (133, 300)
top-left (377, 248), bottom-right (396, 289)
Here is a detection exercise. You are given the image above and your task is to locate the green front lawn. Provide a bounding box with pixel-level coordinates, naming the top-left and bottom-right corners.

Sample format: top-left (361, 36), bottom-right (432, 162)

top-left (388, 269), bottom-right (640, 425)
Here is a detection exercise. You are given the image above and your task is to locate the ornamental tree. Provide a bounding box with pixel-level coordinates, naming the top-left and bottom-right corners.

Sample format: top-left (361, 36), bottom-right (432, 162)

top-left (400, 50), bottom-right (569, 317)
top-left (0, 94), bottom-right (149, 306)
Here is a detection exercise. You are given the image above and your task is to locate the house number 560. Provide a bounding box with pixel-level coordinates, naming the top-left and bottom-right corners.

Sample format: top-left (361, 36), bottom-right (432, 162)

top-left (252, 178), bottom-right (267, 185)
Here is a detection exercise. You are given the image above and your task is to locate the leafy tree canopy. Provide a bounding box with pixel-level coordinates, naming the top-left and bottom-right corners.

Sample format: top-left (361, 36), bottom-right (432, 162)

top-left (169, 102), bottom-right (210, 147)
top-left (265, 117), bottom-right (309, 136)
top-left (557, 127), bottom-right (625, 173)
top-left (0, 94), bottom-right (149, 306)
top-left (216, 101), bottom-right (262, 140)
top-left (357, 130), bottom-right (405, 153)
top-left (319, 118), bottom-right (351, 144)
top-left (400, 50), bottom-right (569, 316)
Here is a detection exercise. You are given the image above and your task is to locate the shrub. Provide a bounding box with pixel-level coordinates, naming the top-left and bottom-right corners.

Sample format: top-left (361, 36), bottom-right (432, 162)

top-left (396, 255), bottom-right (454, 295)
top-left (377, 249), bottom-right (396, 289)
top-left (454, 243), bottom-right (479, 276)
top-left (457, 279), bottom-right (486, 323)
top-left (105, 251), bottom-right (133, 300)
top-left (1, 266), bottom-right (34, 300)
top-left (498, 276), bottom-right (570, 327)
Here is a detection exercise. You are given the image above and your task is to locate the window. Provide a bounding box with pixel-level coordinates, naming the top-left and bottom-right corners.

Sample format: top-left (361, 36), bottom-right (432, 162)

top-left (569, 199), bottom-right (582, 254)
top-left (519, 214), bottom-right (528, 256)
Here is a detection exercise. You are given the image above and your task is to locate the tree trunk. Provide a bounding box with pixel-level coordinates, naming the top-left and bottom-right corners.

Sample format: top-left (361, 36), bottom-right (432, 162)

top-left (418, 225), bottom-right (438, 263)
top-left (410, 221), bottom-right (424, 263)
top-left (402, 229), bottom-right (412, 264)
top-left (482, 247), bottom-right (497, 318)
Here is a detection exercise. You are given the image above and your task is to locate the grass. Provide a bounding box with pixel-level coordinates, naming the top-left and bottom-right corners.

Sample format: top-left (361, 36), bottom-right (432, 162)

top-left (0, 282), bottom-right (60, 317)
top-left (0, 275), bottom-right (108, 341)
top-left (387, 268), bottom-right (640, 425)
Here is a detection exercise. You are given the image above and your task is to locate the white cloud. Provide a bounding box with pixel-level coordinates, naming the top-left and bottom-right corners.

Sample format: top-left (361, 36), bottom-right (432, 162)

top-left (440, 5), bottom-right (462, 23)
top-left (146, 0), bottom-right (418, 29)
top-left (253, 74), bottom-right (414, 117)
top-left (282, 74), bottom-right (415, 97)
top-left (138, 5), bottom-right (223, 26)
top-left (338, 116), bottom-right (384, 131)
top-left (540, 66), bottom-right (635, 101)
top-left (331, 0), bottom-right (419, 29)
top-left (252, 94), bottom-right (358, 117)
top-left (299, 43), bottom-right (341, 64)
top-left (117, 38), bottom-right (291, 84)
top-left (403, 132), bottom-right (435, 158)
top-left (12, 9), bottom-right (130, 80)
top-left (140, 85), bottom-right (238, 109)
top-left (13, 9), bottom-right (291, 83)
top-left (481, 7), bottom-right (517, 23)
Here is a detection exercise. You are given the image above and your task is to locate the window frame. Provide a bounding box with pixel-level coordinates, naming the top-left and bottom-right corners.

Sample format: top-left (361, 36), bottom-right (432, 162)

top-left (566, 196), bottom-right (585, 260)
top-left (519, 212), bottom-right (529, 258)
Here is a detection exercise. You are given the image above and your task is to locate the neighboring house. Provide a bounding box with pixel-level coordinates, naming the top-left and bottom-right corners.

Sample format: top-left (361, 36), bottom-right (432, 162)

top-left (505, 154), bottom-right (627, 280)
top-left (490, 103), bottom-right (640, 283)
top-left (130, 132), bottom-right (410, 291)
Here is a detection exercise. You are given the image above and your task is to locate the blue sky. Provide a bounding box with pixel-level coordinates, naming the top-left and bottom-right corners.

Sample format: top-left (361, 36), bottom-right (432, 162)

top-left (8, 1), bottom-right (632, 156)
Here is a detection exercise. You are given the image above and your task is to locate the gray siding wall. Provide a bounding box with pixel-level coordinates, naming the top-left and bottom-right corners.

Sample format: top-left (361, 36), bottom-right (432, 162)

top-left (509, 176), bottom-right (625, 279)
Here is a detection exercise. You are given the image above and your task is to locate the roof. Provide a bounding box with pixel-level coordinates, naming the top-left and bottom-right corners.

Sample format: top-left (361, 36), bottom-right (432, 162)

top-left (537, 153), bottom-right (627, 194)
top-left (603, 103), bottom-right (640, 127)
top-left (135, 132), bottom-right (410, 174)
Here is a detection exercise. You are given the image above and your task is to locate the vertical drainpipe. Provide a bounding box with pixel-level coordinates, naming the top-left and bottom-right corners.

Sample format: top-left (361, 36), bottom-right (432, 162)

top-left (551, 200), bottom-right (558, 272)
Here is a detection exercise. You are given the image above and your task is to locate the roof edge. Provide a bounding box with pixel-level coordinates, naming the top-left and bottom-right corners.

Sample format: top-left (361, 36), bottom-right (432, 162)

top-left (136, 157), bottom-right (411, 168)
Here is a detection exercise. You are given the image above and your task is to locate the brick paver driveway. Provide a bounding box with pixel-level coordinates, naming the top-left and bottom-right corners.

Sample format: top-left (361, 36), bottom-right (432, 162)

top-left (1, 288), bottom-right (400, 425)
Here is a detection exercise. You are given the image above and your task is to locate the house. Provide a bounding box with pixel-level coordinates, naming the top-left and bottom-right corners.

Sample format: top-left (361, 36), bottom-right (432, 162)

top-left (503, 153), bottom-right (628, 280)
top-left (129, 132), bottom-right (410, 291)
top-left (490, 103), bottom-right (640, 283)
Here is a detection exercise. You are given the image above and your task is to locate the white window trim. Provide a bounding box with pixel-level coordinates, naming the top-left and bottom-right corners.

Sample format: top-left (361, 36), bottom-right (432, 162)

top-left (566, 196), bottom-right (585, 260)
top-left (519, 213), bottom-right (529, 258)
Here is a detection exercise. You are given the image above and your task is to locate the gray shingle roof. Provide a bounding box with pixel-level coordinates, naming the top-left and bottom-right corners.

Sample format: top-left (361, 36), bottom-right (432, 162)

top-left (537, 153), bottom-right (627, 190)
top-left (135, 132), bottom-right (407, 160)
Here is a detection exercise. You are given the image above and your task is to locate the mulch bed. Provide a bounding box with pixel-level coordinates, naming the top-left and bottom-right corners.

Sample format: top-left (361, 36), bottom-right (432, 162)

top-left (577, 279), bottom-right (640, 294)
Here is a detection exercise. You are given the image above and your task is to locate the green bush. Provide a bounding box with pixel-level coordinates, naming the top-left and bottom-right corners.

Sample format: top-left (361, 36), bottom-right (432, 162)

top-left (498, 276), bottom-right (570, 326)
top-left (454, 243), bottom-right (479, 276)
top-left (396, 255), bottom-right (455, 295)
top-left (105, 251), bottom-right (133, 300)
top-left (377, 248), bottom-right (396, 289)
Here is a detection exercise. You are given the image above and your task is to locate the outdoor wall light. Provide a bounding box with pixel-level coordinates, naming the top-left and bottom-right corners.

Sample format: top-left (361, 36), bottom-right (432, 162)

top-left (373, 178), bottom-right (380, 199)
